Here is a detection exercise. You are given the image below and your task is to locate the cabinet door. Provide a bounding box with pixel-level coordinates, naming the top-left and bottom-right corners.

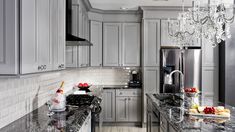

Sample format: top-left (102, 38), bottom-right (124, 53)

top-left (66, 46), bottom-right (78, 67)
top-left (116, 97), bottom-right (129, 122)
top-left (202, 67), bottom-right (218, 98)
top-left (143, 67), bottom-right (160, 123)
top-left (57, 0), bottom-right (66, 69)
top-left (202, 38), bottom-right (219, 67)
top-left (122, 23), bottom-right (140, 66)
top-left (103, 23), bottom-right (121, 66)
top-left (128, 97), bottom-right (141, 122)
top-left (0, 0), bottom-right (19, 74)
top-left (143, 20), bottom-right (160, 67)
top-left (37, 0), bottom-right (52, 71)
top-left (161, 19), bottom-right (178, 47)
top-left (90, 21), bottom-right (103, 67)
top-left (20, 0), bottom-right (38, 74)
top-left (102, 89), bottom-right (116, 122)
top-left (78, 46), bottom-right (89, 67)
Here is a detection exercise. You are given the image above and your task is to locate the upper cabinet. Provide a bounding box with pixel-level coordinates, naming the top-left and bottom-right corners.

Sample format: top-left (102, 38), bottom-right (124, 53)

top-left (90, 21), bottom-right (103, 67)
top-left (0, 0), bottom-right (66, 75)
top-left (0, 0), bottom-right (19, 74)
top-left (161, 19), bottom-right (201, 47)
top-left (103, 22), bottom-right (140, 67)
top-left (143, 19), bottom-right (161, 67)
top-left (122, 23), bottom-right (140, 67)
top-left (103, 23), bottom-right (121, 66)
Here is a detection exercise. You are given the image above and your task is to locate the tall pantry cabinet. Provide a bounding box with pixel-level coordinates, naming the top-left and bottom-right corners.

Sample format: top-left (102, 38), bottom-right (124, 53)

top-left (0, 0), bottom-right (66, 75)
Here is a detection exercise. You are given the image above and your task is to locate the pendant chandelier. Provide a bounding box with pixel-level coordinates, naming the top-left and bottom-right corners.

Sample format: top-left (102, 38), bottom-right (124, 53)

top-left (168, 0), bottom-right (234, 47)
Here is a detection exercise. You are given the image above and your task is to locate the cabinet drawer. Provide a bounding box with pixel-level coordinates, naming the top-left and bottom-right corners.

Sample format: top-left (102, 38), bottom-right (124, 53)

top-left (116, 89), bottom-right (141, 97)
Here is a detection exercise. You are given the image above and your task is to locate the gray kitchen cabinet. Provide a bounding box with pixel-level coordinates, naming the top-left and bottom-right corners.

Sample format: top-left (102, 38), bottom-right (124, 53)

top-left (169, 125), bottom-right (177, 132)
top-left (55, 0), bottom-right (66, 70)
top-left (202, 38), bottom-right (219, 67)
top-left (116, 97), bottom-right (129, 122)
top-left (160, 115), bottom-right (168, 132)
top-left (0, 0), bottom-right (19, 74)
top-left (143, 19), bottom-right (161, 67)
top-left (103, 22), bottom-right (140, 67)
top-left (20, 0), bottom-right (38, 74)
top-left (128, 96), bottom-right (142, 122)
top-left (122, 23), bottom-right (140, 66)
top-left (103, 23), bottom-right (121, 66)
top-left (116, 89), bottom-right (142, 122)
top-left (37, 0), bottom-right (52, 71)
top-left (0, 0), bottom-right (65, 75)
top-left (102, 89), bottom-right (116, 122)
top-left (78, 46), bottom-right (90, 67)
top-left (66, 46), bottom-right (78, 67)
top-left (143, 67), bottom-right (160, 123)
top-left (161, 19), bottom-right (201, 47)
top-left (90, 21), bottom-right (103, 67)
top-left (160, 19), bottom-right (178, 47)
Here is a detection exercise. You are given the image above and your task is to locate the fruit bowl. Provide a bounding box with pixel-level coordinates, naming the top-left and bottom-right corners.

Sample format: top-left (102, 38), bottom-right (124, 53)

top-left (184, 87), bottom-right (199, 97)
top-left (77, 83), bottom-right (91, 89)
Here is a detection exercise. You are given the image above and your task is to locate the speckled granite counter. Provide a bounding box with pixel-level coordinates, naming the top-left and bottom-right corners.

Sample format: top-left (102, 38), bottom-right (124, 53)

top-left (0, 86), bottom-right (104, 132)
top-left (147, 93), bottom-right (235, 132)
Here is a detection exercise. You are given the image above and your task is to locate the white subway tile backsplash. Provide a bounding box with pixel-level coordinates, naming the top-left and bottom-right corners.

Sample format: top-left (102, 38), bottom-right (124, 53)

top-left (0, 67), bottom-right (135, 129)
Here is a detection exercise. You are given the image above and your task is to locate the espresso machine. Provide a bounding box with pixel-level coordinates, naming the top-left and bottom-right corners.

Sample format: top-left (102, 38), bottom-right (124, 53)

top-left (128, 70), bottom-right (142, 88)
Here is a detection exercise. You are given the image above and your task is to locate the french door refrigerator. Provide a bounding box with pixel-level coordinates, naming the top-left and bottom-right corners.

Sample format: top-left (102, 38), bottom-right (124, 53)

top-left (160, 48), bottom-right (202, 93)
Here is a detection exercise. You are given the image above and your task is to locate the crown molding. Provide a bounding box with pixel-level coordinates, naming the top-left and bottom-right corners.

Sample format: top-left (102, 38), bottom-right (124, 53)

top-left (140, 6), bottom-right (191, 11)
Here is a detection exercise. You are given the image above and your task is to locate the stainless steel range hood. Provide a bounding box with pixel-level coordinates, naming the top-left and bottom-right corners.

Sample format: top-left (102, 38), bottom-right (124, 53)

top-left (66, 0), bottom-right (93, 46)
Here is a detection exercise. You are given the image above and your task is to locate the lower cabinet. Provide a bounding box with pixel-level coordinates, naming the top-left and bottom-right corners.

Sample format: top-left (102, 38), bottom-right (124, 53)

top-left (102, 89), bottom-right (142, 123)
top-left (102, 89), bottom-right (116, 122)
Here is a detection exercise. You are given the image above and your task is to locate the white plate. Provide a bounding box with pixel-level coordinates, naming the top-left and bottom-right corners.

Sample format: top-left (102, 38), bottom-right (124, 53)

top-left (188, 113), bottom-right (230, 118)
top-left (51, 108), bottom-right (66, 112)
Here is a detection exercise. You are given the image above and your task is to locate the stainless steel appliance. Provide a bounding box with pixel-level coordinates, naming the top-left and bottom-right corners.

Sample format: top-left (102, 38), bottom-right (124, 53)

top-left (160, 47), bottom-right (202, 93)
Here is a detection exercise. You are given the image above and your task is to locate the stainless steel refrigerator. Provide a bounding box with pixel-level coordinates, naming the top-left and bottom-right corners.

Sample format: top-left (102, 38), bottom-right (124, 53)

top-left (160, 48), bottom-right (202, 93)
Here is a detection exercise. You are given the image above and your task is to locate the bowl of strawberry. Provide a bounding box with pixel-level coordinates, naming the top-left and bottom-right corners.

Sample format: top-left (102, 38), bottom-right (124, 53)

top-left (77, 83), bottom-right (91, 90)
top-left (184, 87), bottom-right (199, 97)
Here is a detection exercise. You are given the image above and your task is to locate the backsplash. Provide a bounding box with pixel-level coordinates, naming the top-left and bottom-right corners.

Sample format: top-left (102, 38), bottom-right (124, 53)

top-left (0, 68), bottom-right (133, 129)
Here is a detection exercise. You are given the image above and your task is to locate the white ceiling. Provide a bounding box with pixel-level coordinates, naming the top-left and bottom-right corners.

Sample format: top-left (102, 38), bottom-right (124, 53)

top-left (88, 0), bottom-right (234, 11)
top-left (89, 0), bottom-right (194, 10)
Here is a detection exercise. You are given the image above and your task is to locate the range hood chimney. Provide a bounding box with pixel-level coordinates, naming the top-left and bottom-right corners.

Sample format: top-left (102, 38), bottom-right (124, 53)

top-left (66, 0), bottom-right (93, 46)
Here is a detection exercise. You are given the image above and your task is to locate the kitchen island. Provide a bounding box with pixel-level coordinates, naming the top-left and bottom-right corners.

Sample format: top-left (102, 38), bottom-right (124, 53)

top-left (146, 93), bottom-right (235, 132)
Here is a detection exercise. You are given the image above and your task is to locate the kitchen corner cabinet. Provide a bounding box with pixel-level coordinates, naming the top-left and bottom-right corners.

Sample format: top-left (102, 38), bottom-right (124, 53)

top-left (103, 23), bottom-right (140, 67)
top-left (102, 89), bottom-right (116, 122)
top-left (143, 19), bottom-right (160, 67)
top-left (0, 0), bottom-right (65, 75)
top-left (90, 21), bottom-right (103, 67)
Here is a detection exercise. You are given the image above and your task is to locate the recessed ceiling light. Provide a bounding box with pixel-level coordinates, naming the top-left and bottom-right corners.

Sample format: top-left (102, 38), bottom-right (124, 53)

top-left (120, 7), bottom-right (129, 10)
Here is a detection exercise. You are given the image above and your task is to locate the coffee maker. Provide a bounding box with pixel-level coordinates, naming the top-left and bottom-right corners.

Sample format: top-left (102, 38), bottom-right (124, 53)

top-left (128, 70), bottom-right (142, 88)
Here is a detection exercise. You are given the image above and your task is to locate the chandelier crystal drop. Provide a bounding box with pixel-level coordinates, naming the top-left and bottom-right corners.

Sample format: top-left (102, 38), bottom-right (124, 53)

top-left (168, 0), bottom-right (234, 48)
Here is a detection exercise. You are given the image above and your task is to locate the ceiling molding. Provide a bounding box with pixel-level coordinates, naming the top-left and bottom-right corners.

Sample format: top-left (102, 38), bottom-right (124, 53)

top-left (140, 6), bottom-right (191, 11)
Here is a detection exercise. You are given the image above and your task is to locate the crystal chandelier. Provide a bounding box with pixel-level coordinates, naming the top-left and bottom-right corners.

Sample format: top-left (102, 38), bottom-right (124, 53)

top-left (168, 0), bottom-right (234, 47)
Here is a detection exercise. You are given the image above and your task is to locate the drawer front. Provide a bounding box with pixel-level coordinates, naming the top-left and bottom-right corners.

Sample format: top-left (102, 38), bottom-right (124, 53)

top-left (116, 89), bottom-right (141, 97)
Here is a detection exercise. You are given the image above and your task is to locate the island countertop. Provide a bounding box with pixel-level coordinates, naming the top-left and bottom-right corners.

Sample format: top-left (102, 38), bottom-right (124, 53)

top-left (146, 93), bottom-right (235, 132)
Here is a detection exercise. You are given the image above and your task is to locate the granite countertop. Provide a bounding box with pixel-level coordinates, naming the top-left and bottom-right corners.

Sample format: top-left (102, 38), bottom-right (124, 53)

top-left (0, 86), bottom-right (104, 132)
top-left (147, 93), bottom-right (235, 132)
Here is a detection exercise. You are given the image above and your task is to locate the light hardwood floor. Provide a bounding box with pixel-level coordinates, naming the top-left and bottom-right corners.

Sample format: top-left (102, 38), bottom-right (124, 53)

top-left (96, 126), bottom-right (146, 132)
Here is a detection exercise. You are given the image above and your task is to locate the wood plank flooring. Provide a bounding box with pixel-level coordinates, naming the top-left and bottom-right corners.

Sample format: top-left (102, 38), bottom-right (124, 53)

top-left (96, 126), bottom-right (146, 132)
